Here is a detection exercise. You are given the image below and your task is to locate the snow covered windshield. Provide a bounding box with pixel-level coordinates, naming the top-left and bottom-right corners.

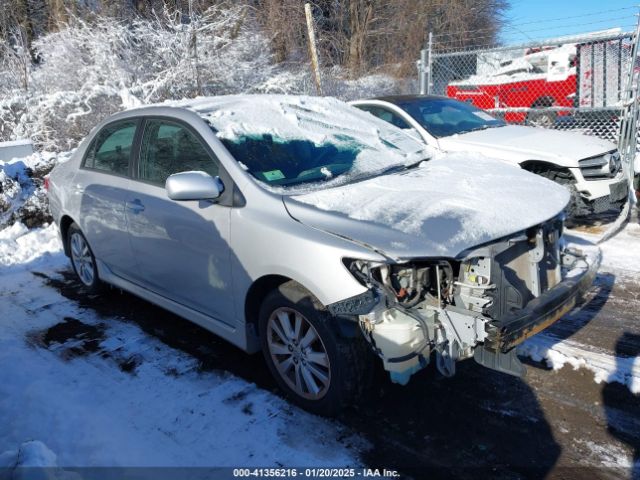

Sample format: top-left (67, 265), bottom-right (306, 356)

top-left (397, 98), bottom-right (506, 138)
top-left (171, 95), bottom-right (430, 191)
top-left (219, 135), bottom-right (365, 187)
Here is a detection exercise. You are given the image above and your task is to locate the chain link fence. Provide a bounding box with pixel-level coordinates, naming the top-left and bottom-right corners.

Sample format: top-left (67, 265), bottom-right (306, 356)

top-left (418, 24), bottom-right (640, 233)
top-left (420, 30), bottom-right (638, 144)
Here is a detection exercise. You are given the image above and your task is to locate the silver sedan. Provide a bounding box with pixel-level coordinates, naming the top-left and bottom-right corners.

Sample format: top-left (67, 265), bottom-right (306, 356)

top-left (48, 95), bottom-right (600, 415)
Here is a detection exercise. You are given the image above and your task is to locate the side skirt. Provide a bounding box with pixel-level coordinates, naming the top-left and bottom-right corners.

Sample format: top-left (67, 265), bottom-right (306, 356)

top-left (95, 259), bottom-right (251, 352)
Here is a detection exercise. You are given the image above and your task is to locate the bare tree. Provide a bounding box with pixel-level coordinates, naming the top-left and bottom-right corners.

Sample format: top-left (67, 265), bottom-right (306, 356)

top-left (46, 0), bottom-right (68, 30)
top-left (256, 0), bottom-right (508, 75)
top-left (1, 0), bottom-right (509, 77)
top-left (0, 27), bottom-right (30, 90)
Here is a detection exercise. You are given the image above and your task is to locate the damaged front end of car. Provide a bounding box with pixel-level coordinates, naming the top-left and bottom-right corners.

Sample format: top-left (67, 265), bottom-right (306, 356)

top-left (329, 216), bottom-right (601, 384)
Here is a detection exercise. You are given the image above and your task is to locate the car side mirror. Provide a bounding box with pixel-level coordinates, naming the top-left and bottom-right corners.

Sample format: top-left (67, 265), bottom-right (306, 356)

top-left (165, 171), bottom-right (224, 201)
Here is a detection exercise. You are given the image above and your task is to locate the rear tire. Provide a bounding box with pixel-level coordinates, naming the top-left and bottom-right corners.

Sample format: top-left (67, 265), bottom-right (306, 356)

top-left (259, 281), bottom-right (372, 416)
top-left (67, 223), bottom-right (102, 294)
top-left (527, 108), bottom-right (557, 128)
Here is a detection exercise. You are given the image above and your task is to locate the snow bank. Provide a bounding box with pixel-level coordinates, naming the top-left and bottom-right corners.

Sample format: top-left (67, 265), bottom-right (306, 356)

top-left (0, 152), bottom-right (65, 229)
top-left (14, 441), bottom-right (58, 469)
top-left (598, 223), bottom-right (640, 274)
top-left (518, 335), bottom-right (640, 394)
top-left (567, 223), bottom-right (640, 279)
top-left (0, 223), bottom-right (62, 267)
top-left (575, 439), bottom-right (635, 469)
top-left (0, 440), bottom-right (81, 480)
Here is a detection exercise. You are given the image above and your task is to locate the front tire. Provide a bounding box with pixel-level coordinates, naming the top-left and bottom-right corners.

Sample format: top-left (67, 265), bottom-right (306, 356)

top-left (259, 281), bottom-right (371, 416)
top-left (526, 166), bottom-right (586, 220)
top-left (67, 223), bottom-right (102, 294)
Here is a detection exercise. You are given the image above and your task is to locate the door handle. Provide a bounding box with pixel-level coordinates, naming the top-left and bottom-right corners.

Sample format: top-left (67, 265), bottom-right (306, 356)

top-left (126, 199), bottom-right (145, 214)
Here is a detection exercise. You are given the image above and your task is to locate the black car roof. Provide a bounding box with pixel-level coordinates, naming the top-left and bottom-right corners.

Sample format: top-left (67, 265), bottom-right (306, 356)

top-left (370, 94), bottom-right (451, 104)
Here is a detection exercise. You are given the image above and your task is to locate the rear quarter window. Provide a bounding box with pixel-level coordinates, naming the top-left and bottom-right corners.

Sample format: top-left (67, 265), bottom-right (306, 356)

top-left (83, 121), bottom-right (137, 176)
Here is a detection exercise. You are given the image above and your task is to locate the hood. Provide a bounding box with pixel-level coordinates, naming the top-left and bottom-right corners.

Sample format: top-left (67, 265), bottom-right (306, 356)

top-left (437, 125), bottom-right (616, 167)
top-left (284, 155), bottom-right (569, 260)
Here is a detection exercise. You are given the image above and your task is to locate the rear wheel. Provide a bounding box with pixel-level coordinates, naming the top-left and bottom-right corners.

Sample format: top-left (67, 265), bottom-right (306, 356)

top-left (259, 281), bottom-right (372, 416)
top-left (527, 108), bottom-right (557, 128)
top-left (67, 223), bottom-right (102, 293)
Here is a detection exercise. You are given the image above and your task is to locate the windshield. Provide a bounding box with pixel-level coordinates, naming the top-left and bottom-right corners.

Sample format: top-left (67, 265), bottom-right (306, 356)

top-left (219, 134), bottom-right (365, 187)
top-left (398, 98), bottom-right (505, 138)
top-left (183, 95), bottom-right (429, 191)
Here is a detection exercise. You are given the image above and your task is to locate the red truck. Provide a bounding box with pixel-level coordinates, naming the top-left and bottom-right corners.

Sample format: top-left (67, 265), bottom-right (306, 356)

top-left (446, 45), bottom-right (577, 127)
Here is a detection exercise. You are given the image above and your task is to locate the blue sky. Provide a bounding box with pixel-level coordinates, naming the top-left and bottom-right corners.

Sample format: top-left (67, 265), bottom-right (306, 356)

top-left (502, 0), bottom-right (639, 44)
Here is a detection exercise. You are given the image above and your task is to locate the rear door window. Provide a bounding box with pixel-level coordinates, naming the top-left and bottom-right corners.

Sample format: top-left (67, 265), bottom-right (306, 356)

top-left (84, 121), bottom-right (137, 176)
top-left (138, 119), bottom-right (219, 185)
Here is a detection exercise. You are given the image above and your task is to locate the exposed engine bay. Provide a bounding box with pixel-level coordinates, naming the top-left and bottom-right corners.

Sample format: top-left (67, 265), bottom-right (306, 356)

top-left (337, 217), bottom-right (599, 384)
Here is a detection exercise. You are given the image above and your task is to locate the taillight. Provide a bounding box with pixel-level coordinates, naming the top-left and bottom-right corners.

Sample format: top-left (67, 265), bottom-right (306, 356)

top-left (44, 176), bottom-right (50, 192)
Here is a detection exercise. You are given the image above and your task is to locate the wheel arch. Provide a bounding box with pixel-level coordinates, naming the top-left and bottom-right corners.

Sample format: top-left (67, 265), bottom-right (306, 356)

top-left (520, 160), bottom-right (570, 176)
top-left (243, 274), bottom-right (360, 351)
top-left (531, 95), bottom-right (555, 108)
top-left (59, 215), bottom-right (76, 257)
top-left (244, 274), bottom-right (293, 347)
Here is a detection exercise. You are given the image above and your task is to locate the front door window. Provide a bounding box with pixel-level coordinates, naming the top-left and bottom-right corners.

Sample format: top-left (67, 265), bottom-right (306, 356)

top-left (138, 120), bottom-right (219, 185)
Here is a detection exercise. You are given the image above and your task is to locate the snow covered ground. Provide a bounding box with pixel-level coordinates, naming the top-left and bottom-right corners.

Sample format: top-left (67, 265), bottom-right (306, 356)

top-left (518, 222), bottom-right (640, 394)
top-left (0, 224), bottom-right (367, 471)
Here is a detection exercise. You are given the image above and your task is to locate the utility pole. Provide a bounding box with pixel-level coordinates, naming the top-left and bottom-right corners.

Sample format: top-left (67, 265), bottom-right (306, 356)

top-left (427, 31), bottom-right (433, 95)
top-left (419, 49), bottom-right (427, 94)
top-left (619, 9), bottom-right (640, 197)
top-left (419, 32), bottom-right (433, 95)
top-left (188, 0), bottom-right (202, 96)
top-left (304, 3), bottom-right (323, 96)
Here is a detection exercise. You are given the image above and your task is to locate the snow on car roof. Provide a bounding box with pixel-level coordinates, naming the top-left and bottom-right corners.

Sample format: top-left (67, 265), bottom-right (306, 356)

top-left (163, 94), bottom-right (431, 175)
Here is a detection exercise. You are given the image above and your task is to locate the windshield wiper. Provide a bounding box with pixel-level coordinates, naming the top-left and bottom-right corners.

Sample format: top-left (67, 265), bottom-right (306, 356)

top-left (285, 156), bottom-right (430, 192)
top-left (376, 157), bottom-right (429, 177)
top-left (456, 124), bottom-right (502, 135)
top-left (479, 123), bottom-right (505, 130)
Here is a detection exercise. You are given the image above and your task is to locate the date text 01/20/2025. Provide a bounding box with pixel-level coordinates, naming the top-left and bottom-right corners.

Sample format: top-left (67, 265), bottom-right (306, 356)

top-left (232, 468), bottom-right (401, 477)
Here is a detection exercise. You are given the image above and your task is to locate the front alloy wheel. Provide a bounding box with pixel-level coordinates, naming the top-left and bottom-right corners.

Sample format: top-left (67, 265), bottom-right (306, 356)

top-left (266, 307), bottom-right (331, 400)
top-left (259, 281), bottom-right (373, 416)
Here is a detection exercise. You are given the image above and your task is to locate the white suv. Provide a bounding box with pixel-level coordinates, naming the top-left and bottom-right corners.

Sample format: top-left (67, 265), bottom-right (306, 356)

top-left (351, 95), bottom-right (627, 219)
